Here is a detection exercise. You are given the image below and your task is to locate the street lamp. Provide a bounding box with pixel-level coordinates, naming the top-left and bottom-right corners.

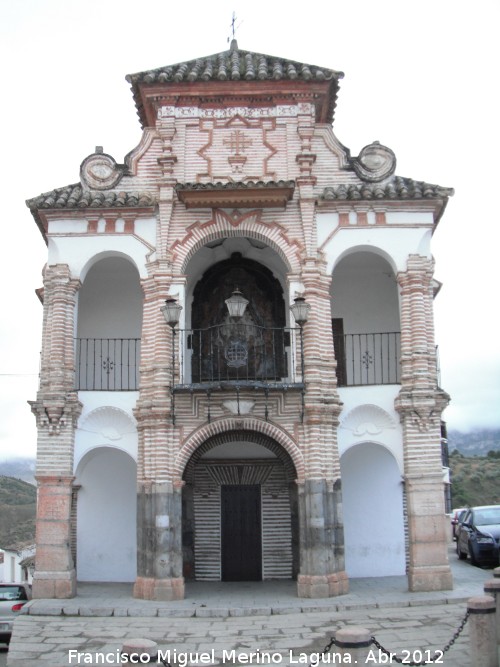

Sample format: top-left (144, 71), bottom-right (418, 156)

top-left (225, 288), bottom-right (249, 320)
top-left (161, 298), bottom-right (182, 328)
top-left (289, 295), bottom-right (310, 326)
top-left (161, 297), bottom-right (182, 424)
top-left (290, 295), bottom-right (310, 423)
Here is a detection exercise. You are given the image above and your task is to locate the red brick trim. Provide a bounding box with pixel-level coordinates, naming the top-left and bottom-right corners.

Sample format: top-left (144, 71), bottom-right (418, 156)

top-left (175, 417), bottom-right (304, 482)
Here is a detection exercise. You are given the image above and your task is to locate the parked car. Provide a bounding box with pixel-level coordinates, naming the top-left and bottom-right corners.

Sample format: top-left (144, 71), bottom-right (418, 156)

top-left (0, 583), bottom-right (31, 645)
top-left (451, 507), bottom-right (467, 540)
top-left (456, 505), bottom-right (500, 566)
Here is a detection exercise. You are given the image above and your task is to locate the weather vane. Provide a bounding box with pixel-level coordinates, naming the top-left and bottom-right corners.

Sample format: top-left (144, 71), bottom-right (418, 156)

top-left (227, 11), bottom-right (242, 43)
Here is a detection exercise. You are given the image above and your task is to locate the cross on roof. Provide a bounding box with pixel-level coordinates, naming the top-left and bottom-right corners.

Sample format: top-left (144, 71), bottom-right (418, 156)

top-left (227, 11), bottom-right (242, 45)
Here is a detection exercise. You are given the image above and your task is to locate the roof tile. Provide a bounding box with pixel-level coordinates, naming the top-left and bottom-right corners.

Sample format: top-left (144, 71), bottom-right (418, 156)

top-left (26, 184), bottom-right (155, 211)
top-left (321, 177), bottom-right (454, 202)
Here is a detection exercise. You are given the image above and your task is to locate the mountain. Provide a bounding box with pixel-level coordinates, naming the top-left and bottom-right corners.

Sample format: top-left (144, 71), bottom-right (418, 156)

top-left (0, 458), bottom-right (36, 484)
top-left (448, 429), bottom-right (500, 457)
top-left (0, 476), bottom-right (37, 548)
top-left (448, 452), bottom-right (500, 507)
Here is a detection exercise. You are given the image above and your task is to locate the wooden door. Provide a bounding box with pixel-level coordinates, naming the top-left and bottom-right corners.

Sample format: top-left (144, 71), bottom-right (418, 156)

top-left (221, 485), bottom-right (262, 581)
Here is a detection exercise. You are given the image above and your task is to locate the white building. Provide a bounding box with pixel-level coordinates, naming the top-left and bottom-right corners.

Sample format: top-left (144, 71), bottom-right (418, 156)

top-left (27, 42), bottom-right (453, 599)
top-left (0, 546), bottom-right (35, 584)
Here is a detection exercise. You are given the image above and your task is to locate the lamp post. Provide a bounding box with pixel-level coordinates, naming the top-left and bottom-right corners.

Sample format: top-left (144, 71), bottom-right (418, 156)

top-left (161, 298), bottom-right (182, 424)
top-left (290, 295), bottom-right (310, 423)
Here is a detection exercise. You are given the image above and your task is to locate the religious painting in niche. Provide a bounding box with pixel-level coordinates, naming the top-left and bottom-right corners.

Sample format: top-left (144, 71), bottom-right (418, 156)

top-left (191, 253), bottom-right (286, 383)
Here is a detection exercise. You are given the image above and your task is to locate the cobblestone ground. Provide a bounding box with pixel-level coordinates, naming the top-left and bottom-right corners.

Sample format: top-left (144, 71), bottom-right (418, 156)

top-left (7, 601), bottom-right (474, 667)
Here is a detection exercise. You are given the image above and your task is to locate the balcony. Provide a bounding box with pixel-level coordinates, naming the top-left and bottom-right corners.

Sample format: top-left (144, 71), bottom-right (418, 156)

top-left (74, 330), bottom-right (401, 392)
top-left (333, 332), bottom-right (401, 387)
top-left (75, 338), bottom-right (140, 391)
top-left (174, 324), bottom-right (303, 391)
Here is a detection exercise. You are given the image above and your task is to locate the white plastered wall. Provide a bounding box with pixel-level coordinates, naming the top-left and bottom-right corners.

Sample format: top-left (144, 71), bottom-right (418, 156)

top-left (74, 393), bottom-right (138, 470)
top-left (340, 441), bottom-right (405, 577)
top-left (318, 215), bottom-right (433, 275)
top-left (75, 445), bottom-right (137, 582)
top-left (47, 221), bottom-right (156, 280)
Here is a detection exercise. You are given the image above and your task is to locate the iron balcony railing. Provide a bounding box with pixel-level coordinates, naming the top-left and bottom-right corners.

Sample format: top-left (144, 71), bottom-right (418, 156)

top-left (175, 324), bottom-right (302, 389)
top-left (75, 338), bottom-right (140, 390)
top-left (333, 332), bottom-right (401, 387)
top-left (74, 331), bottom-right (401, 391)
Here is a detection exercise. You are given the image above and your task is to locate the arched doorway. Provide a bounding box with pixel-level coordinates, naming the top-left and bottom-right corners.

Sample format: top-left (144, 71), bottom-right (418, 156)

top-left (75, 446), bottom-right (137, 582)
top-left (182, 431), bottom-right (298, 581)
top-left (340, 442), bottom-right (405, 577)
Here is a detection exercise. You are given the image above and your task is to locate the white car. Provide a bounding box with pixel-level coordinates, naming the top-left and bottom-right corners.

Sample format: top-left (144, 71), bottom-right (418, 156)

top-left (0, 583), bottom-right (31, 645)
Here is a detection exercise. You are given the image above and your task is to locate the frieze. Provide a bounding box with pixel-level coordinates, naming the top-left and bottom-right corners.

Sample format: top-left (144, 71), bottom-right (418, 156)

top-left (158, 103), bottom-right (314, 120)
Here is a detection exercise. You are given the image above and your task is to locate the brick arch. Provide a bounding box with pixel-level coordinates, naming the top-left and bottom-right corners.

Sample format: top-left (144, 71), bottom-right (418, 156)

top-left (175, 417), bottom-right (304, 482)
top-left (171, 209), bottom-right (303, 275)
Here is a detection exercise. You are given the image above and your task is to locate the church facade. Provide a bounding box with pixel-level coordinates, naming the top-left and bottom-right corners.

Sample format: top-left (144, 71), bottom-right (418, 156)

top-left (27, 42), bottom-right (453, 600)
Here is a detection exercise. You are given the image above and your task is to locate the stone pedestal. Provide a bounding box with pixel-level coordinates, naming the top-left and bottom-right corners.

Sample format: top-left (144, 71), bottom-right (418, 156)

top-left (297, 478), bottom-right (348, 598)
top-left (134, 481), bottom-right (185, 600)
top-left (406, 474), bottom-right (453, 592)
top-left (32, 476), bottom-right (76, 599)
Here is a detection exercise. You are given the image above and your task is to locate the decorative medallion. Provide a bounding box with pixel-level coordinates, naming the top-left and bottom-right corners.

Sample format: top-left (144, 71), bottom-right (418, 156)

top-left (197, 114), bottom-right (277, 182)
top-left (80, 149), bottom-right (124, 190)
top-left (352, 141), bottom-right (396, 183)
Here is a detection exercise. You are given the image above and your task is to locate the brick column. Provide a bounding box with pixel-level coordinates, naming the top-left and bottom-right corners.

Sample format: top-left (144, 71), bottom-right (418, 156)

top-left (32, 476), bottom-right (76, 598)
top-left (395, 255), bottom-right (452, 592)
top-left (133, 268), bottom-right (185, 600)
top-left (29, 264), bottom-right (82, 598)
top-left (295, 262), bottom-right (347, 598)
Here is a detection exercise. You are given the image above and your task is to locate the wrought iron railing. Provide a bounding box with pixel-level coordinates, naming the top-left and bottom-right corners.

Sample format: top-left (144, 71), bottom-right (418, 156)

top-left (75, 338), bottom-right (140, 390)
top-left (175, 324), bottom-right (301, 388)
top-left (333, 332), bottom-right (401, 386)
top-left (74, 331), bottom-right (401, 391)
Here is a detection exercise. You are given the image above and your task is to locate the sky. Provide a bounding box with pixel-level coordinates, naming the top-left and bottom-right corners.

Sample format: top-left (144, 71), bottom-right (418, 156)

top-left (0, 0), bottom-right (498, 460)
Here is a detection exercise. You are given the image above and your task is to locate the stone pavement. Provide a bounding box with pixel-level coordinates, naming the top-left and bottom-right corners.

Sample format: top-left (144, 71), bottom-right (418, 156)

top-left (5, 548), bottom-right (498, 667)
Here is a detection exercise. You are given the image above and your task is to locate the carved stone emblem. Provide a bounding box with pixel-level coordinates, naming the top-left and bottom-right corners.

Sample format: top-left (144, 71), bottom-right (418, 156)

top-left (80, 150), bottom-right (123, 190)
top-left (352, 141), bottom-right (396, 182)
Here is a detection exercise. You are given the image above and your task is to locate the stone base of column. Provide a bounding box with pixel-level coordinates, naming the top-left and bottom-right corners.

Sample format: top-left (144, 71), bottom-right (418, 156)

top-left (408, 564), bottom-right (453, 592)
top-left (133, 576), bottom-right (185, 601)
top-left (297, 571), bottom-right (349, 598)
top-left (32, 570), bottom-right (76, 599)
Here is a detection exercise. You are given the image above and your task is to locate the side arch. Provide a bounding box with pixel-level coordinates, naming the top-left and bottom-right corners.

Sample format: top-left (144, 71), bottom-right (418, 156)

top-left (74, 446), bottom-right (137, 582)
top-left (79, 250), bottom-right (142, 284)
top-left (340, 442), bottom-right (405, 577)
top-left (332, 244), bottom-right (398, 276)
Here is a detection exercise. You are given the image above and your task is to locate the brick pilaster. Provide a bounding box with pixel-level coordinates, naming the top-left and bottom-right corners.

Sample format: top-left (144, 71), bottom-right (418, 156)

top-left (300, 263), bottom-right (342, 480)
top-left (395, 255), bottom-right (452, 591)
top-left (133, 265), bottom-right (186, 599)
top-left (157, 112), bottom-right (178, 259)
top-left (294, 262), bottom-right (347, 597)
top-left (29, 264), bottom-right (81, 598)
